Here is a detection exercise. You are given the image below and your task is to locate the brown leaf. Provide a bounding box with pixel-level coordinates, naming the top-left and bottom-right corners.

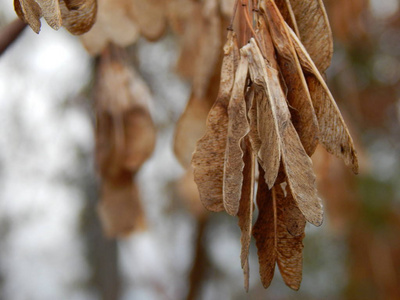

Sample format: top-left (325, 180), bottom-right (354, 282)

top-left (289, 28), bottom-right (359, 173)
top-left (275, 183), bottom-right (305, 290)
top-left (262, 0), bottom-right (319, 156)
top-left (60, 0), bottom-right (97, 35)
top-left (223, 54), bottom-right (249, 216)
top-left (287, 0), bottom-right (333, 72)
top-left (98, 173), bottom-right (146, 237)
top-left (192, 31), bottom-right (239, 212)
top-left (243, 40), bottom-right (281, 188)
top-left (253, 165), bottom-right (275, 288)
top-left (237, 137), bottom-right (255, 291)
top-left (35, 0), bottom-right (62, 30)
top-left (14, 0), bottom-right (42, 33)
top-left (128, 0), bottom-right (167, 41)
top-left (281, 121), bottom-right (323, 226)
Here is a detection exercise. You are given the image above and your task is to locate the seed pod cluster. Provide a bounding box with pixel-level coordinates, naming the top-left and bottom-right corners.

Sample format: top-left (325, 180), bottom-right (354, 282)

top-left (94, 44), bottom-right (156, 237)
top-left (14, 0), bottom-right (97, 34)
top-left (192, 0), bottom-right (358, 291)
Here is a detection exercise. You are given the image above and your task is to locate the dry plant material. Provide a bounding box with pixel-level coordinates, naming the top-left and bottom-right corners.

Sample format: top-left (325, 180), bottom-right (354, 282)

top-left (127, 0), bottom-right (167, 41)
top-left (14, 0), bottom-right (97, 34)
top-left (80, 0), bottom-right (139, 55)
top-left (287, 0), bottom-right (333, 72)
top-left (95, 44), bottom-right (156, 237)
top-left (192, 31), bottom-right (239, 212)
top-left (223, 53), bottom-right (249, 216)
top-left (191, 0), bottom-right (358, 291)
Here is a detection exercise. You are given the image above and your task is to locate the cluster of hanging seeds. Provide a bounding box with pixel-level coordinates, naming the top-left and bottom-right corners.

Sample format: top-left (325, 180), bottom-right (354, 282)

top-left (192, 0), bottom-right (358, 290)
top-left (13, 0), bottom-right (97, 34)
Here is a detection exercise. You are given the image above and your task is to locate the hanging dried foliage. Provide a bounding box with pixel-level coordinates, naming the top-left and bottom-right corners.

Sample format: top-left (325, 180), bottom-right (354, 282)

top-left (94, 44), bottom-right (156, 237)
top-left (14, 0), bottom-right (97, 34)
top-left (192, 0), bottom-right (358, 291)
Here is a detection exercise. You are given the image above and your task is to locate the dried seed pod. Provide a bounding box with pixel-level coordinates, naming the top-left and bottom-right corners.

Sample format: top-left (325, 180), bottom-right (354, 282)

top-left (223, 53), bottom-right (250, 216)
top-left (192, 31), bottom-right (239, 212)
top-left (174, 95), bottom-right (211, 169)
top-left (14, 0), bottom-right (42, 33)
top-left (287, 0), bottom-right (333, 72)
top-left (274, 0), bottom-right (299, 36)
top-left (289, 27), bottom-right (359, 173)
top-left (59, 0), bottom-right (97, 35)
top-left (253, 166), bottom-right (305, 290)
top-left (80, 0), bottom-right (139, 55)
top-left (237, 137), bottom-right (255, 291)
top-left (128, 0), bottom-right (167, 41)
top-left (35, 0), bottom-right (62, 30)
top-left (281, 121), bottom-right (323, 226)
top-left (98, 173), bottom-right (146, 237)
top-left (244, 39), bottom-right (282, 188)
top-left (262, 0), bottom-right (319, 156)
top-left (95, 45), bottom-right (156, 237)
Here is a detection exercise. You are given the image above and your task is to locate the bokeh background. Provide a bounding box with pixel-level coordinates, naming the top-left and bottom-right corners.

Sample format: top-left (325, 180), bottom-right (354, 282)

top-left (0, 0), bottom-right (399, 299)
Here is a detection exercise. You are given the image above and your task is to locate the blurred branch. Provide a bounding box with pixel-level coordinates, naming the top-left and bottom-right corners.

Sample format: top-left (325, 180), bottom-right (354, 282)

top-left (0, 19), bottom-right (27, 56)
top-left (186, 215), bottom-right (209, 300)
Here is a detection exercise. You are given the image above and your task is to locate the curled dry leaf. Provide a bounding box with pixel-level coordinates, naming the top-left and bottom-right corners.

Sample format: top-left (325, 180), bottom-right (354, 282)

top-left (80, 0), bottom-right (139, 55)
top-left (192, 31), bottom-right (239, 212)
top-left (98, 173), bottom-right (146, 237)
top-left (223, 51), bottom-right (249, 216)
top-left (253, 166), bottom-right (305, 290)
top-left (243, 40), bottom-right (281, 189)
top-left (262, 0), bottom-right (319, 156)
top-left (127, 0), bottom-right (167, 41)
top-left (237, 138), bottom-right (255, 291)
top-left (289, 27), bottom-right (359, 173)
top-left (14, 0), bottom-right (42, 33)
top-left (59, 0), bottom-right (97, 35)
top-left (287, 0), bottom-right (333, 72)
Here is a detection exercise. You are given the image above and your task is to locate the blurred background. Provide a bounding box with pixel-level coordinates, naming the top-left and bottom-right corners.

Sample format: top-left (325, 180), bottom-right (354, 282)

top-left (0, 0), bottom-right (399, 299)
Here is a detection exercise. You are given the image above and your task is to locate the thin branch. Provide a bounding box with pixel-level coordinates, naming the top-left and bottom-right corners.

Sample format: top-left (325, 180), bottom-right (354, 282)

top-left (0, 19), bottom-right (27, 56)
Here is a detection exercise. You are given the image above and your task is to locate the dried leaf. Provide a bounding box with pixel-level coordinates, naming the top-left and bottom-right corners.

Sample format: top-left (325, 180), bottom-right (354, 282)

top-left (14, 0), bottom-right (42, 33)
top-left (128, 0), bottom-right (166, 41)
top-left (275, 183), bottom-right (305, 290)
top-left (289, 27), bottom-right (359, 173)
top-left (281, 121), bottom-right (323, 226)
top-left (223, 54), bottom-right (249, 216)
top-left (80, 0), bottom-right (139, 55)
top-left (60, 0), bottom-right (97, 35)
top-left (253, 165), bottom-right (275, 288)
top-left (35, 0), bottom-right (62, 30)
top-left (98, 174), bottom-right (146, 237)
top-left (192, 31), bottom-right (239, 212)
top-left (262, 0), bottom-right (319, 156)
top-left (287, 0), bottom-right (333, 72)
top-left (237, 138), bottom-right (255, 291)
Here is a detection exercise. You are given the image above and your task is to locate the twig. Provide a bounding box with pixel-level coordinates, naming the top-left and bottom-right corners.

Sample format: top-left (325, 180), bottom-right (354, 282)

top-left (0, 19), bottom-right (27, 56)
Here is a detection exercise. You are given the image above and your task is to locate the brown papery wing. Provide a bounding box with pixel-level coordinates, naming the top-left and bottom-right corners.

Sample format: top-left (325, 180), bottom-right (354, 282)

top-left (60, 0), bottom-right (97, 35)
